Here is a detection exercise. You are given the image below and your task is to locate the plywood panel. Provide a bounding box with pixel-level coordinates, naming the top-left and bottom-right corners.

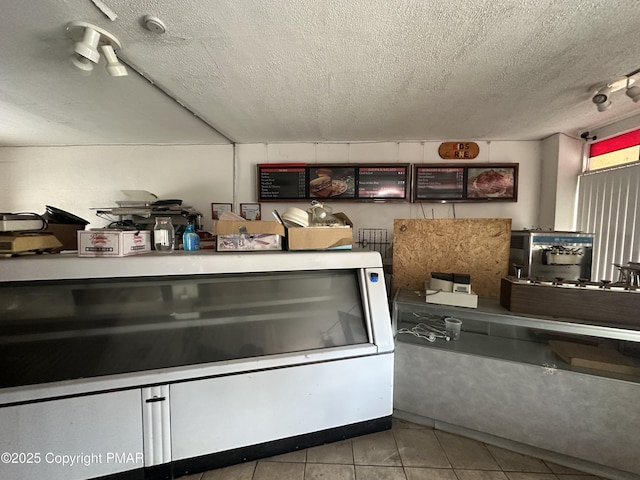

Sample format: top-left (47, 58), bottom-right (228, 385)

top-left (393, 218), bottom-right (511, 298)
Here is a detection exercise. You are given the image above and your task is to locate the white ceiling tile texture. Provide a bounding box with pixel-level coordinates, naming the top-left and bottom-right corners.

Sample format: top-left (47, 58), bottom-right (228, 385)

top-left (1, 0), bottom-right (640, 145)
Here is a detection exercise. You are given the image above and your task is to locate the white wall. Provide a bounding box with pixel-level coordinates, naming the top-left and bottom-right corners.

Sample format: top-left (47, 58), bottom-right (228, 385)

top-left (0, 140), bottom-right (542, 240)
top-left (554, 134), bottom-right (583, 230)
top-left (591, 111), bottom-right (640, 142)
top-left (538, 133), bottom-right (583, 231)
top-left (236, 141), bottom-right (542, 233)
top-left (0, 145), bottom-right (233, 231)
top-left (539, 135), bottom-right (559, 229)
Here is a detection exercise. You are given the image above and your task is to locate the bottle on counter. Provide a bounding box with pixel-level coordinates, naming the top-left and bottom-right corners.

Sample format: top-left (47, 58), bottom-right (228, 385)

top-left (183, 221), bottom-right (200, 251)
top-left (153, 217), bottom-right (175, 253)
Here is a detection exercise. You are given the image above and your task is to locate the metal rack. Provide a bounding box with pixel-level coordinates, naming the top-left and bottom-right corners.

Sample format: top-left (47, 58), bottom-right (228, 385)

top-left (357, 228), bottom-right (390, 261)
top-left (94, 206), bottom-right (202, 230)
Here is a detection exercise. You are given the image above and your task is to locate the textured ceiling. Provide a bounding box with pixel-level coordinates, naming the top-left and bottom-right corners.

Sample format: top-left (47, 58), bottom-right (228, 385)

top-left (1, 0), bottom-right (640, 146)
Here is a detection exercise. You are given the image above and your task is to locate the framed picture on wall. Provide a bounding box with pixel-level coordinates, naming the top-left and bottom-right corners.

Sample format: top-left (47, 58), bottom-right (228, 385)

top-left (240, 203), bottom-right (262, 220)
top-left (211, 203), bottom-right (232, 220)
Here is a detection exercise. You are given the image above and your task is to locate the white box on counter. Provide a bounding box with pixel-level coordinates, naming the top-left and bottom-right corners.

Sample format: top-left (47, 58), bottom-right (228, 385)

top-left (425, 289), bottom-right (478, 308)
top-left (77, 230), bottom-right (151, 257)
top-left (424, 280), bottom-right (478, 308)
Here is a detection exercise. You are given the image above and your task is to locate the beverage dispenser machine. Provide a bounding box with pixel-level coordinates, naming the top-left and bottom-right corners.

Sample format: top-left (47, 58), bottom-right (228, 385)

top-left (509, 230), bottom-right (594, 281)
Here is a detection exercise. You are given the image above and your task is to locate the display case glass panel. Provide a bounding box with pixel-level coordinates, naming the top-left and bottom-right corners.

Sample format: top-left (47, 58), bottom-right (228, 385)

top-left (393, 289), bottom-right (640, 384)
top-left (0, 270), bottom-right (369, 388)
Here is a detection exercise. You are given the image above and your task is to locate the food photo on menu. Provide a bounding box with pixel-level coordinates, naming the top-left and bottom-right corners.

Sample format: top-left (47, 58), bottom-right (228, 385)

top-left (309, 167), bottom-right (355, 198)
top-left (466, 167), bottom-right (515, 198)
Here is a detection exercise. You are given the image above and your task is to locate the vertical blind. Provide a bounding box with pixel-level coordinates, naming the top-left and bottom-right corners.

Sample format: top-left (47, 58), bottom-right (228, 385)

top-left (576, 163), bottom-right (640, 281)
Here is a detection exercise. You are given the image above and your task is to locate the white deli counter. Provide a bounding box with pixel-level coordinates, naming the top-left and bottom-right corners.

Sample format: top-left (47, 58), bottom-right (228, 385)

top-left (0, 251), bottom-right (394, 480)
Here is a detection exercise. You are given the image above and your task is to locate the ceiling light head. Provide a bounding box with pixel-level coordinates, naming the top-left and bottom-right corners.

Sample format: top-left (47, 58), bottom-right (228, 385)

top-left (73, 26), bottom-right (101, 64)
top-left (100, 44), bottom-right (128, 77)
top-left (592, 86), bottom-right (611, 105)
top-left (626, 85), bottom-right (640, 102)
top-left (70, 54), bottom-right (94, 72)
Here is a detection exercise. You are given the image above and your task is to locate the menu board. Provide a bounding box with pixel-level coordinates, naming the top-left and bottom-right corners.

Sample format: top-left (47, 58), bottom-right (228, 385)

top-left (258, 165), bottom-right (307, 200)
top-left (258, 164), bottom-right (410, 202)
top-left (413, 164), bottom-right (518, 202)
top-left (257, 163), bottom-right (516, 202)
top-left (414, 167), bottom-right (465, 200)
top-left (357, 166), bottom-right (409, 200)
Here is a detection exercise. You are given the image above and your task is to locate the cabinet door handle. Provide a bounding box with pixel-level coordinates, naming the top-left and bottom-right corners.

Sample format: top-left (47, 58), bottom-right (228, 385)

top-left (145, 396), bottom-right (166, 403)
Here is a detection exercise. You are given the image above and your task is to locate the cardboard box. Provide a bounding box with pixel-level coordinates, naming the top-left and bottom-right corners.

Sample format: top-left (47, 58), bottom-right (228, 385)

top-left (77, 230), bottom-right (151, 257)
top-left (286, 213), bottom-right (353, 251)
top-left (45, 223), bottom-right (86, 250)
top-left (215, 221), bottom-right (284, 251)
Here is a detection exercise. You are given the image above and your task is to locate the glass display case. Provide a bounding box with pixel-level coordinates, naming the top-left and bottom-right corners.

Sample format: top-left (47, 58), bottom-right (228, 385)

top-left (392, 288), bottom-right (640, 478)
top-left (0, 251), bottom-right (394, 480)
top-left (393, 288), bottom-right (640, 383)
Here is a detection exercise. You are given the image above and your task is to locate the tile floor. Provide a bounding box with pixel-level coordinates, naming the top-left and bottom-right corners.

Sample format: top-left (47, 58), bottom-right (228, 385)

top-left (180, 418), bottom-right (601, 480)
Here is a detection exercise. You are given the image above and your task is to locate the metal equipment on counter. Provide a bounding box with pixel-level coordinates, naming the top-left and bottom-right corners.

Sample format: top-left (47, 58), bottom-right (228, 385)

top-left (509, 230), bottom-right (594, 281)
top-left (0, 212), bottom-right (61, 254)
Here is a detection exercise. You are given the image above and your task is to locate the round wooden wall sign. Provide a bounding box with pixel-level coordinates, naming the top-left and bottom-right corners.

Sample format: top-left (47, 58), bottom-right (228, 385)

top-left (438, 142), bottom-right (480, 159)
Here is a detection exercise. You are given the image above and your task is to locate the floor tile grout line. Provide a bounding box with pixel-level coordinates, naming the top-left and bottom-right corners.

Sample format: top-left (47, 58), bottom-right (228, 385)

top-left (349, 437), bottom-right (355, 468)
top-left (432, 428), bottom-right (463, 480)
top-left (480, 436), bottom-right (507, 475)
top-left (391, 423), bottom-right (411, 480)
top-left (434, 428), bottom-right (566, 476)
top-left (250, 458), bottom-right (258, 480)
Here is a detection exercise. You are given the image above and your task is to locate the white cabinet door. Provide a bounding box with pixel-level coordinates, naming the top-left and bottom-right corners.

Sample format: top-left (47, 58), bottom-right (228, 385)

top-left (0, 389), bottom-right (143, 480)
top-left (170, 354), bottom-right (394, 461)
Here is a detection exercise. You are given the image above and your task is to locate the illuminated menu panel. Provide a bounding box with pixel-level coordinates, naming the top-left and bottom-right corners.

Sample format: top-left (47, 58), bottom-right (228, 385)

top-left (258, 166), bottom-right (307, 200)
top-left (412, 164), bottom-right (518, 202)
top-left (414, 167), bottom-right (465, 200)
top-left (357, 166), bottom-right (408, 199)
top-left (258, 164), bottom-right (410, 202)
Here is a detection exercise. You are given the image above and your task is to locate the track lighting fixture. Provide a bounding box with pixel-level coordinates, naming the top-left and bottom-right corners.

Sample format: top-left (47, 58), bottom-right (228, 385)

top-left (592, 86), bottom-right (612, 112)
top-left (100, 44), bottom-right (128, 77)
top-left (626, 85), bottom-right (640, 102)
top-left (66, 21), bottom-right (128, 77)
top-left (591, 71), bottom-right (640, 112)
top-left (71, 54), bottom-right (95, 72)
top-left (73, 26), bottom-right (100, 66)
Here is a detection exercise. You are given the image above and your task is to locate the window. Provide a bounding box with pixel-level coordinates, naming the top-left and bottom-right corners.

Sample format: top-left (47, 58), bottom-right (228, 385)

top-left (577, 129), bottom-right (640, 281)
top-left (587, 129), bottom-right (640, 171)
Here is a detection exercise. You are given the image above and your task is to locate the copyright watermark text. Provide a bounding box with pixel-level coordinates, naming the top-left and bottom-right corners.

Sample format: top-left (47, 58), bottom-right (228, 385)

top-left (1, 451), bottom-right (143, 467)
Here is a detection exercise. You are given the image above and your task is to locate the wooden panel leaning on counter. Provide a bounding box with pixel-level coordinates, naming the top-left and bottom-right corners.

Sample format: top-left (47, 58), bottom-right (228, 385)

top-left (392, 218), bottom-right (511, 298)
